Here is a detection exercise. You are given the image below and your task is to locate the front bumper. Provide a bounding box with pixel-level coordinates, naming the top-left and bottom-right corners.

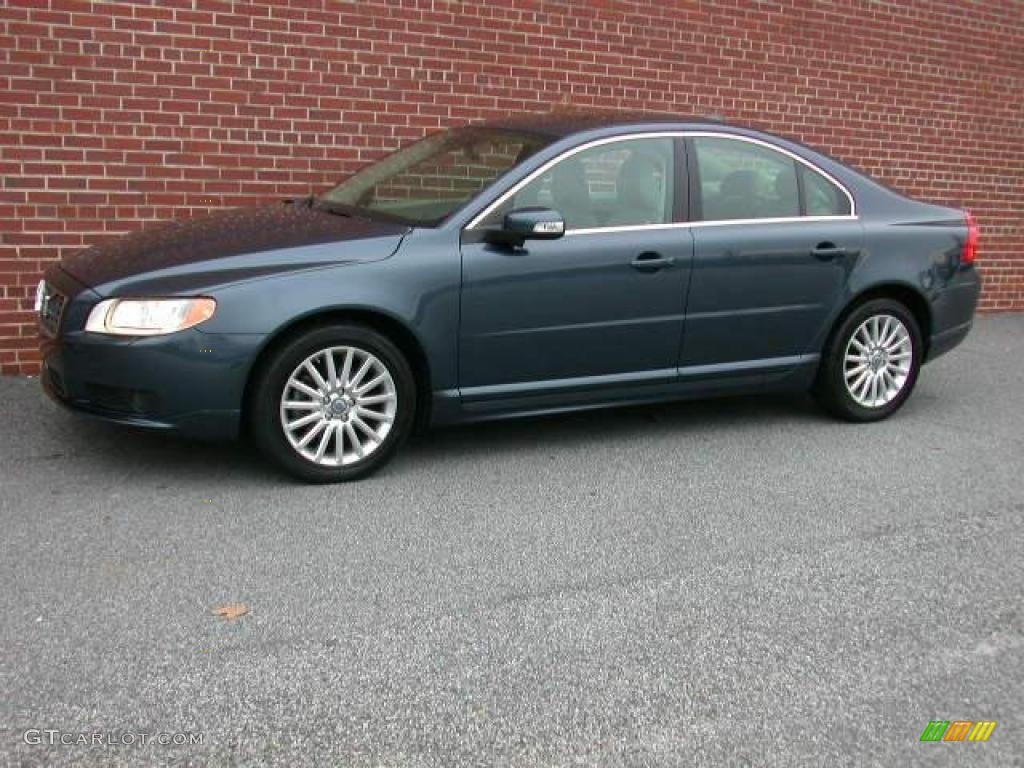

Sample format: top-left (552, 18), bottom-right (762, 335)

top-left (40, 325), bottom-right (265, 441)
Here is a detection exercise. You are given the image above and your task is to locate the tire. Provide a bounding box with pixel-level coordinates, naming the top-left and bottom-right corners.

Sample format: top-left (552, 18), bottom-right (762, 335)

top-left (250, 323), bottom-right (416, 482)
top-left (814, 298), bottom-right (923, 422)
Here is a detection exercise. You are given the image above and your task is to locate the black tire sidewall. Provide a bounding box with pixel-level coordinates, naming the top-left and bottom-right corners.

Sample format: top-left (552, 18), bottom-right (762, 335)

top-left (251, 324), bottom-right (416, 482)
top-left (820, 299), bottom-right (923, 422)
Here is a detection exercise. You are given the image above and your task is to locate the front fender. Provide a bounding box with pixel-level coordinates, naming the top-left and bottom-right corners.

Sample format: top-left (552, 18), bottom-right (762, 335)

top-left (197, 228), bottom-right (463, 392)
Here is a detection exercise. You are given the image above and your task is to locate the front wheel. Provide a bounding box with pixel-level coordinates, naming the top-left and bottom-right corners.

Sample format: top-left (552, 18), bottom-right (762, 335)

top-left (815, 298), bottom-right (923, 422)
top-left (250, 324), bottom-right (416, 482)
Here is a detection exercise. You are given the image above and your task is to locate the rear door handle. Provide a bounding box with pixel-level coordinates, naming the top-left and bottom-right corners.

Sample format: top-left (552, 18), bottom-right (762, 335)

top-left (631, 252), bottom-right (675, 271)
top-left (812, 242), bottom-right (860, 260)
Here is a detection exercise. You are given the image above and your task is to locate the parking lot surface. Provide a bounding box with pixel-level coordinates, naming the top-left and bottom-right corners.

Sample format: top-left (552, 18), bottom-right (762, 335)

top-left (2, 315), bottom-right (1022, 766)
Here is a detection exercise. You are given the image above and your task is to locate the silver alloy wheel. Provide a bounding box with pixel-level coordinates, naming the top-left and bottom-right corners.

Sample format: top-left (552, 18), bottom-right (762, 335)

top-left (279, 345), bottom-right (397, 466)
top-left (843, 314), bottom-right (913, 408)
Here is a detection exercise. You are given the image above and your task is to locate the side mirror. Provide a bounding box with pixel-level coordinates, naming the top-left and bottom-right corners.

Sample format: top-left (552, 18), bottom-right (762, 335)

top-left (485, 207), bottom-right (565, 247)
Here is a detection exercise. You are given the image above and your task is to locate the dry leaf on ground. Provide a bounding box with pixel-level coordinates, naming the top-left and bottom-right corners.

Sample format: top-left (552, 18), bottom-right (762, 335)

top-left (211, 603), bottom-right (249, 621)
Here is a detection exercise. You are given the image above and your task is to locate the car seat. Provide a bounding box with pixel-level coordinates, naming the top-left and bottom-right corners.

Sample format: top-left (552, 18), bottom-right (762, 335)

top-left (707, 169), bottom-right (759, 220)
top-left (550, 158), bottom-right (598, 230)
top-left (606, 152), bottom-right (668, 226)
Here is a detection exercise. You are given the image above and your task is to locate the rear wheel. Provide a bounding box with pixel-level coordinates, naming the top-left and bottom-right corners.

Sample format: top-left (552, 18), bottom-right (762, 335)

top-left (815, 298), bottom-right (923, 422)
top-left (251, 324), bottom-right (415, 482)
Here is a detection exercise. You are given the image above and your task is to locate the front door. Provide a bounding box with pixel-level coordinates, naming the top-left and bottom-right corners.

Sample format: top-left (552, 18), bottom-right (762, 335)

top-left (458, 136), bottom-right (693, 400)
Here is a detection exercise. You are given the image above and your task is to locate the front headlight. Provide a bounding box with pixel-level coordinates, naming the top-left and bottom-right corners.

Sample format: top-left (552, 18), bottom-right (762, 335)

top-left (85, 297), bottom-right (217, 336)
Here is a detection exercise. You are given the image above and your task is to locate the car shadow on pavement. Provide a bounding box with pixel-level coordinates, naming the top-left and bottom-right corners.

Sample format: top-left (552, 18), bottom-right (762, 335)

top-left (24, 386), bottom-right (823, 484)
top-left (11, 382), bottom-right (273, 485)
top-left (403, 393), bottom-right (824, 460)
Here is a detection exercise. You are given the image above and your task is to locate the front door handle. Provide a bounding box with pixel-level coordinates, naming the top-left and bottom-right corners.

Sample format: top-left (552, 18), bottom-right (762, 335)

top-left (812, 242), bottom-right (860, 260)
top-left (631, 252), bottom-right (675, 272)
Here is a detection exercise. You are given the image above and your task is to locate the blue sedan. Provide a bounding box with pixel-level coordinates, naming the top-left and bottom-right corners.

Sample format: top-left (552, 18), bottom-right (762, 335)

top-left (37, 114), bottom-right (981, 481)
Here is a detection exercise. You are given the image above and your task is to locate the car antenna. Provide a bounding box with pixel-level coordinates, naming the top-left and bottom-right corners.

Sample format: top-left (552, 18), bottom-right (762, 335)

top-left (284, 192), bottom-right (317, 208)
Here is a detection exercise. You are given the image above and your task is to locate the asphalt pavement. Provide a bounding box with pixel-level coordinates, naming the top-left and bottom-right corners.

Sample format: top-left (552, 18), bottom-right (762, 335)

top-left (1, 315), bottom-right (1022, 767)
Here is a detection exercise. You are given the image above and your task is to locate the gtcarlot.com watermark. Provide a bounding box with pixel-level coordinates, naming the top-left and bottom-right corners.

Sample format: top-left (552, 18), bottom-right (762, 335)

top-left (24, 729), bottom-right (203, 747)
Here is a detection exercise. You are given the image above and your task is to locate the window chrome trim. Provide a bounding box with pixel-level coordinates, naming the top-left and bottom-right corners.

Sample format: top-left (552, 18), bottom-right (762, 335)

top-left (564, 215), bottom-right (857, 237)
top-left (465, 130), bottom-right (857, 232)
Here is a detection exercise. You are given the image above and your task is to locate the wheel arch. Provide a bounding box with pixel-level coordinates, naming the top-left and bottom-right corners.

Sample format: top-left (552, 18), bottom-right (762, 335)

top-left (241, 307), bottom-right (433, 436)
top-left (825, 282), bottom-right (932, 358)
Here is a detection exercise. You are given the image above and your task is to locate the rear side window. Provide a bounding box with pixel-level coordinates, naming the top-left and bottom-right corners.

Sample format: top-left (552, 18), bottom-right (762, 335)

top-left (801, 164), bottom-right (852, 216)
top-left (691, 136), bottom-right (851, 221)
top-left (693, 137), bottom-right (800, 221)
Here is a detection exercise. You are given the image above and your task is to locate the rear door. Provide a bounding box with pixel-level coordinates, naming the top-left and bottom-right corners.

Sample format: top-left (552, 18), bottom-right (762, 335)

top-left (680, 134), bottom-right (862, 372)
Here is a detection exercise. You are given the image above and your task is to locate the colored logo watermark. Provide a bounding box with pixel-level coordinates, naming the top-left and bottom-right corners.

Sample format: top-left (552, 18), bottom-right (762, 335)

top-left (920, 720), bottom-right (997, 742)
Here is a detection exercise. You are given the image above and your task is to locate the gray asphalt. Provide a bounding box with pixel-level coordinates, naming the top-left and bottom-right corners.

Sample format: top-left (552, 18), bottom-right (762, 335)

top-left (1, 315), bottom-right (1022, 767)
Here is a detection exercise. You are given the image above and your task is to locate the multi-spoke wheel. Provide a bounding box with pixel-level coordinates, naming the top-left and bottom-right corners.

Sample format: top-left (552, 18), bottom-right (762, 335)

top-left (842, 315), bottom-right (913, 408)
top-left (280, 346), bottom-right (397, 466)
top-left (815, 298), bottom-right (922, 422)
top-left (251, 324), bottom-right (415, 482)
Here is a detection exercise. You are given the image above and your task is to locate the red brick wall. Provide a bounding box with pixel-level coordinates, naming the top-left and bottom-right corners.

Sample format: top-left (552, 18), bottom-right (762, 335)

top-left (1, 0), bottom-right (1021, 374)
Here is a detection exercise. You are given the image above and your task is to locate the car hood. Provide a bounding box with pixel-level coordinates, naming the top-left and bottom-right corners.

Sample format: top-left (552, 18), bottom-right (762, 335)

top-left (60, 203), bottom-right (410, 295)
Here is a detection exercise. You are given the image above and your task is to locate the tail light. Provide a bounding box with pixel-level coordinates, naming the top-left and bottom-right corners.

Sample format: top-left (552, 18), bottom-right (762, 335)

top-left (962, 211), bottom-right (979, 266)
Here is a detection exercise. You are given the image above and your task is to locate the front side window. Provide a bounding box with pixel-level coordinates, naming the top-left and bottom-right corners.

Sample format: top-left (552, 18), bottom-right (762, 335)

top-left (693, 137), bottom-right (801, 221)
top-left (322, 128), bottom-right (551, 226)
top-left (480, 137), bottom-right (675, 231)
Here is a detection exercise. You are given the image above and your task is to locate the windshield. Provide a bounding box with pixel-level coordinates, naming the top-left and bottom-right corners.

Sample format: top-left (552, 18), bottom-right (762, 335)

top-left (320, 128), bottom-right (552, 226)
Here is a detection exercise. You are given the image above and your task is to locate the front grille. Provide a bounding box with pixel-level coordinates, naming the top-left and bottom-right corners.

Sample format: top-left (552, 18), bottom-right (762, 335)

top-left (36, 281), bottom-right (66, 337)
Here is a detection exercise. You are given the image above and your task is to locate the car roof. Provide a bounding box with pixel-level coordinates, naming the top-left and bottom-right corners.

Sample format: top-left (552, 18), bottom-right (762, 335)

top-left (472, 111), bottom-right (866, 191)
top-left (476, 111), bottom-right (732, 139)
